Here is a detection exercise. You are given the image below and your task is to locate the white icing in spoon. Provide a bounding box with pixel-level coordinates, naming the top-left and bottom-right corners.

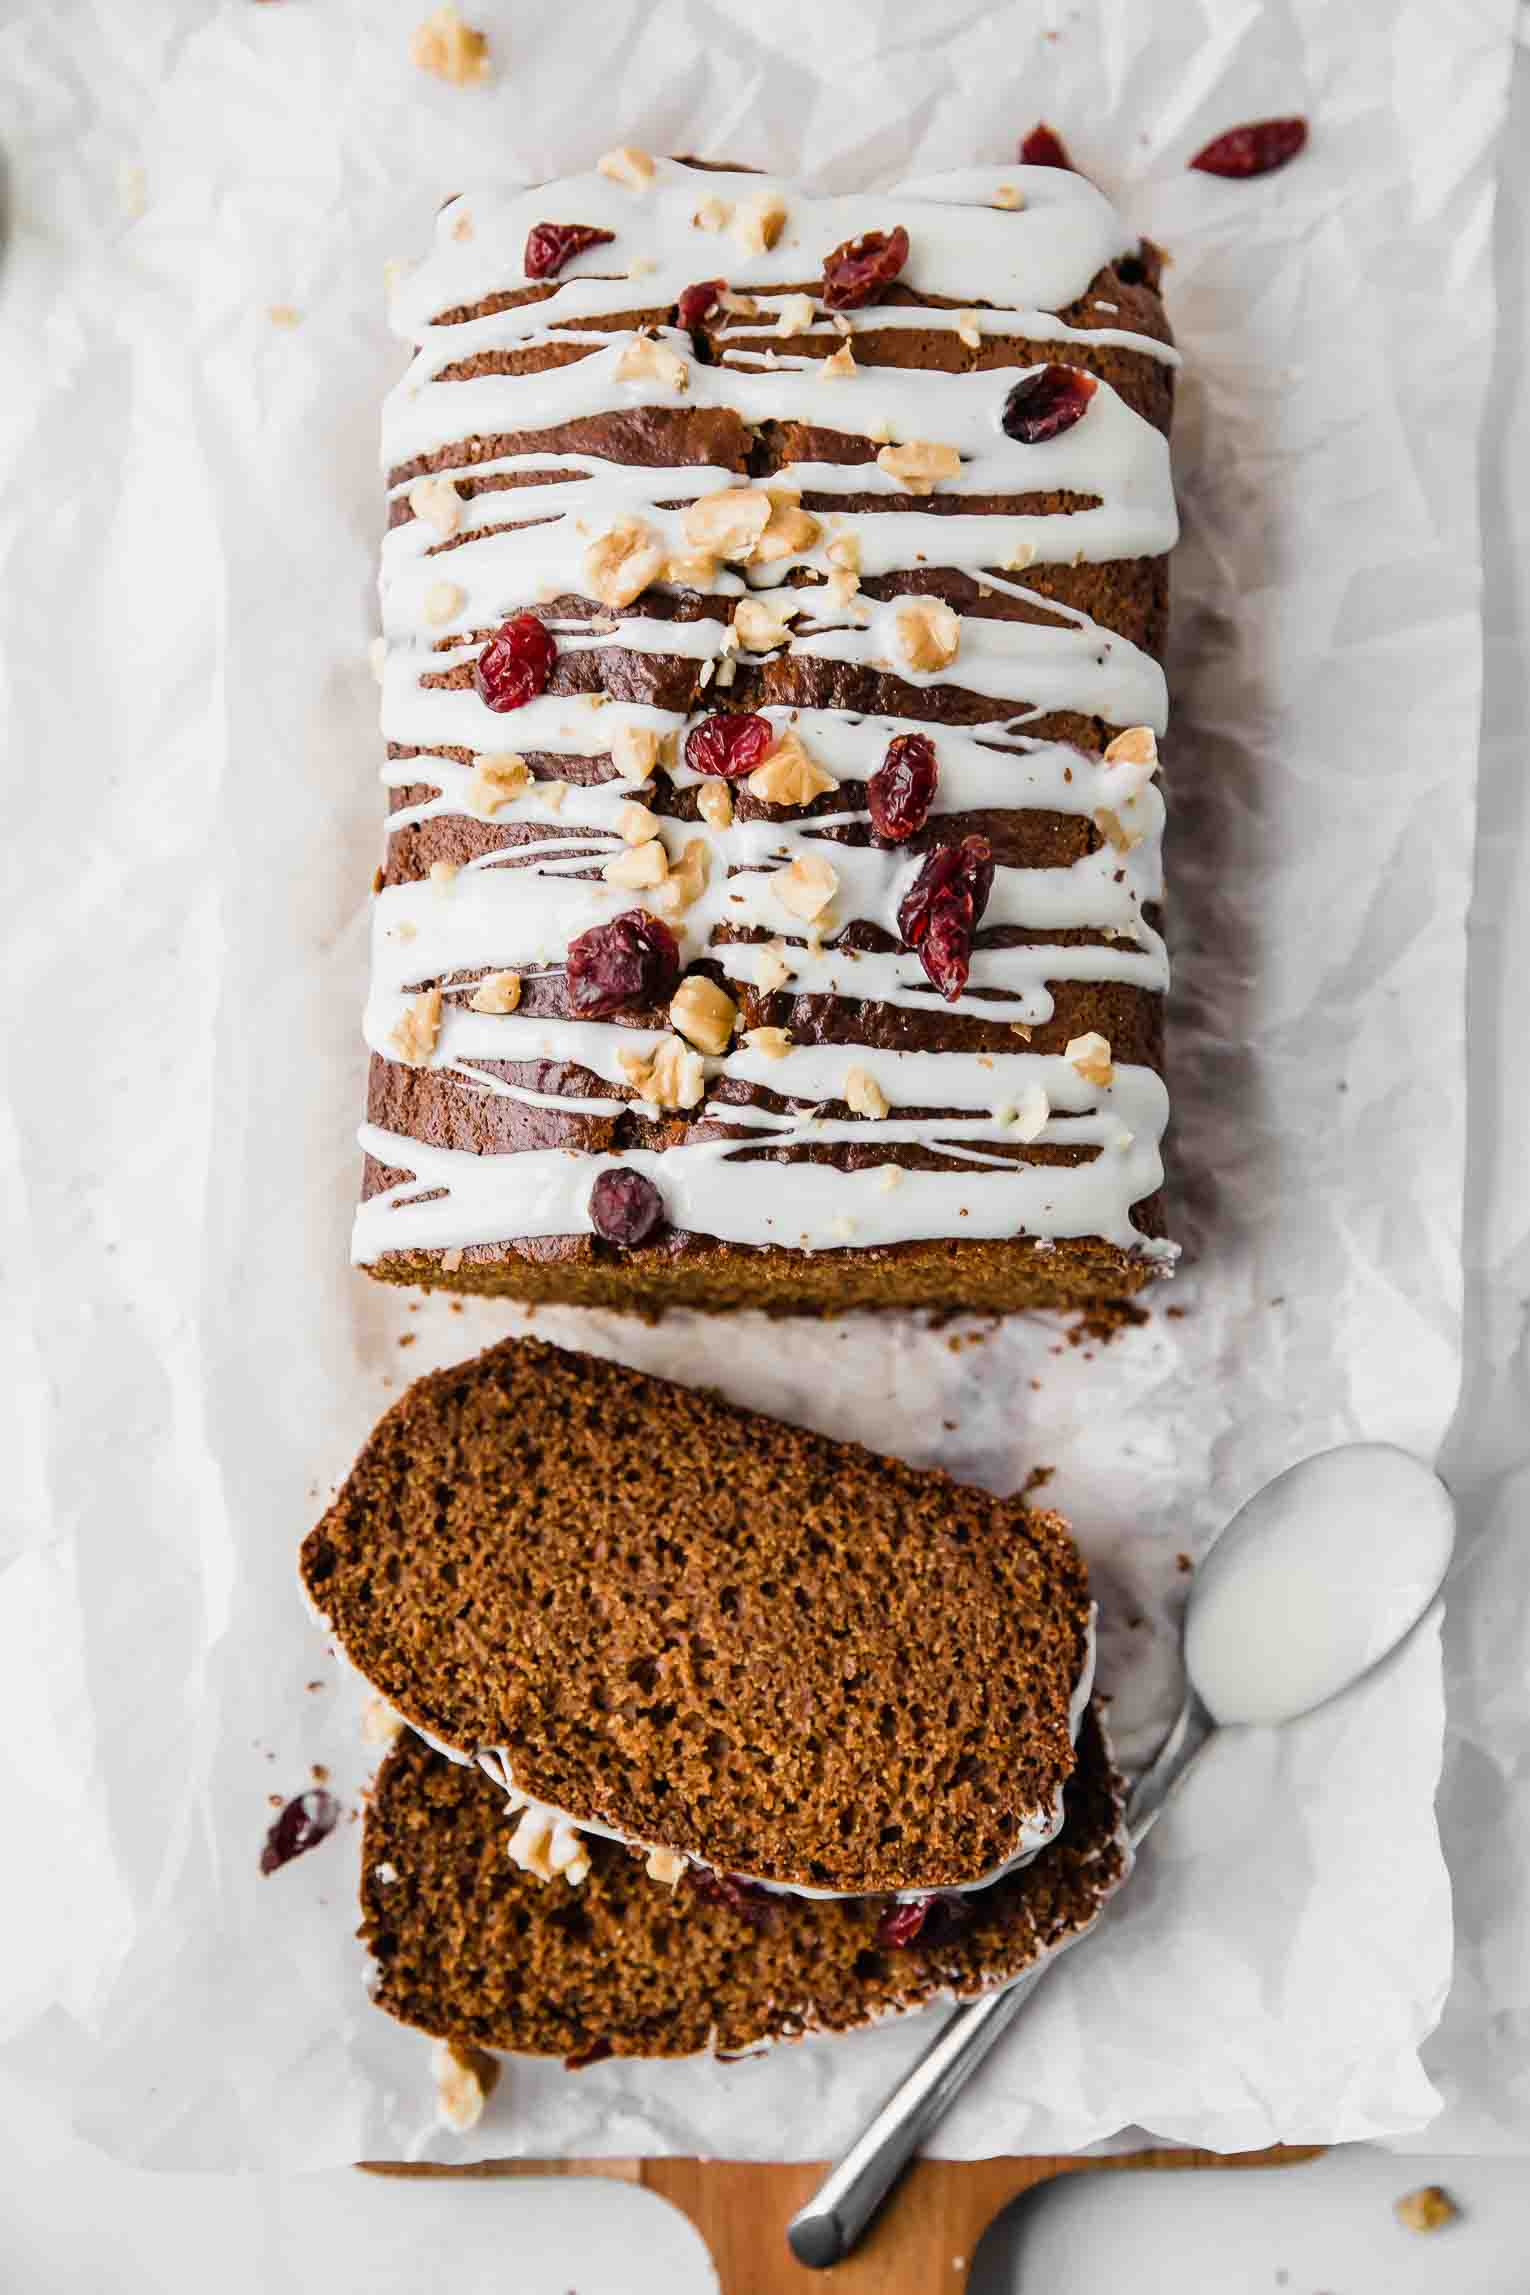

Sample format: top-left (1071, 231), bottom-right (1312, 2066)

top-left (1183, 1444), bottom-right (1456, 1728)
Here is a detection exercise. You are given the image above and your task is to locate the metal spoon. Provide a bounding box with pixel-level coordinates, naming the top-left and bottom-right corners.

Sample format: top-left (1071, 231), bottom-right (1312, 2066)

top-left (786, 1442), bottom-right (1456, 2271)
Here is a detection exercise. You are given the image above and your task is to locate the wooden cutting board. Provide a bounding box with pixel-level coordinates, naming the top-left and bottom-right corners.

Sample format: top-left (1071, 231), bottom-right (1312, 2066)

top-left (366, 2146), bottom-right (1323, 2291)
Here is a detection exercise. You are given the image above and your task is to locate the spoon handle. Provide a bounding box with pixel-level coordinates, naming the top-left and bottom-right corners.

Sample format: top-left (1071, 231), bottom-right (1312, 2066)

top-left (785, 1697), bottom-right (1218, 2271)
top-left (785, 1967), bottom-right (1046, 2268)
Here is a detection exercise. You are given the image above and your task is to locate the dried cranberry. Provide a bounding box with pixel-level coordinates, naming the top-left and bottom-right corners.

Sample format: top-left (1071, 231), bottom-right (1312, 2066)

top-left (523, 221), bottom-right (616, 281)
top-left (897, 836), bottom-right (994, 1002)
top-left (1019, 122), bottom-right (1072, 169)
top-left (566, 909), bottom-right (681, 1017)
top-left (867, 733), bottom-right (938, 843)
top-left (876, 1897), bottom-right (933, 1948)
top-left (684, 712), bottom-right (774, 779)
top-left (821, 224), bottom-right (909, 311)
top-left (1001, 365), bottom-right (1097, 445)
top-left (875, 1890), bottom-right (975, 1949)
top-left (473, 613), bottom-right (557, 712)
top-left (678, 278), bottom-right (725, 329)
top-left (260, 1789), bottom-right (339, 1876)
top-left (1189, 117), bottom-right (1308, 179)
top-left (688, 1869), bottom-right (780, 1931)
top-left (590, 1166), bottom-right (663, 1248)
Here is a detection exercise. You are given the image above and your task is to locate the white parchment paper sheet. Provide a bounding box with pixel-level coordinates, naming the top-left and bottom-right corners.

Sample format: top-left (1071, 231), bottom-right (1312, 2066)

top-left (0, 0), bottom-right (1518, 2170)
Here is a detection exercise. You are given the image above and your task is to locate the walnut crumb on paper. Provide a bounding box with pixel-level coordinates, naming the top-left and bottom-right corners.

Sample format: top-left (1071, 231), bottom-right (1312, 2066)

top-left (1395, 2185), bottom-right (1459, 2233)
top-left (432, 2039), bottom-right (500, 2131)
top-left (410, 4), bottom-right (491, 83)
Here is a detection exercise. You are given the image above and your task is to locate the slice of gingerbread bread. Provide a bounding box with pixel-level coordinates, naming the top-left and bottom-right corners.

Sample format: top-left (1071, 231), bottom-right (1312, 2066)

top-left (362, 1705), bottom-right (1128, 2061)
top-left (301, 1335), bottom-right (1094, 1895)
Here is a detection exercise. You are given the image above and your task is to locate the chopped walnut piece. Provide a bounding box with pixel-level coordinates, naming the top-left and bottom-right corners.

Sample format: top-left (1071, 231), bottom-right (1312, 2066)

top-left (616, 799), bottom-right (661, 845)
top-left (619, 1034), bottom-right (706, 1110)
top-left (429, 859), bottom-right (458, 893)
top-left (753, 938), bottom-right (793, 993)
top-left (645, 1845), bottom-right (688, 1887)
top-left (775, 293), bottom-right (816, 337)
top-left (470, 969), bottom-right (522, 1013)
top-left (995, 1081), bottom-right (1050, 1141)
top-left (360, 1697), bottom-right (403, 1747)
top-left (610, 722), bottom-right (662, 780)
top-left (844, 1066), bottom-right (889, 1119)
top-left (681, 486), bottom-right (772, 562)
top-left (896, 595), bottom-right (962, 673)
top-left (466, 751), bottom-right (531, 814)
top-left (955, 310), bottom-right (983, 349)
top-left (597, 145), bottom-right (655, 191)
top-left (665, 547), bottom-right (721, 587)
top-left (826, 533), bottom-right (862, 576)
top-left (410, 4), bottom-right (491, 84)
top-left (993, 182), bottom-right (1022, 210)
top-left (650, 836), bottom-right (711, 918)
top-left (777, 850), bottom-right (838, 920)
top-left (541, 780), bottom-right (568, 813)
top-left (717, 287), bottom-right (759, 316)
top-left (735, 191), bottom-right (788, 253)
top-left (1395, 2187), bottom-right (1458, 2234)
top-left (604, 839), bottom-right (669, 890)
top-left (747, 729), bottom-right (838, 807)
top-left (1093, 805), bottom-right (1142, 854)
top-left (745, 1026), bottom-right (793, 1059)
top-left (441, 1246), bottom-right (465, 1272)
top-left (696, 780), bottom-right (734, 829)
top-left (877, 438), bottom-right (962, 487)
top-left (1066, 1031), bottom-right (1114, 1087)
top-left (670, 974), bottom-right (738, 1055)
top-left (732, 594), bottom-right (801, 651)
top-left (754, 490), bottom-right (822, 565)
top-left (407, 474), bottom-right (463, 536)
top-left (1004, 540), bottom-right (1037, 572)
top-left (823, 338), bottom-right (857, 378)
top-left (1103, 725), bottom-right (1160, 770)
top-left (585, 515), bottom-right (666, 608)
top-left (432, 2040), bottom-right (499, 2133)
top-left (422, 578), bottom-right (464, 625)
top-left (615, 330), bottom-right (689, 392)
top-left (507, 1805), bottom-right (591, 1885)
top-left (388, 987), bottom-right (442, 1067)
top-left (692, 197), bottom-right (732, 232)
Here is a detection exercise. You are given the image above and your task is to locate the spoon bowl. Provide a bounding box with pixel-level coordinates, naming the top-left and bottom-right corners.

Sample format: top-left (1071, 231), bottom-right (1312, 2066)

top-left (1183, 1443), bottom-right (1456, 1728)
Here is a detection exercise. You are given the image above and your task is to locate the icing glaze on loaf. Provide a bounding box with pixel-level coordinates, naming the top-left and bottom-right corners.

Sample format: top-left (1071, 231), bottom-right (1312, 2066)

top-left (355, 161), bottom-right (1178, 1284)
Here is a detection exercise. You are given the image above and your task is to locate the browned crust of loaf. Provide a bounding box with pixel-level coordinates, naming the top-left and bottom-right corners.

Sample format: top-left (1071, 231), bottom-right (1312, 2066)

top-left (301, 1336), bottom-right (1094, 1893)
top-left (365, 232), bottom-right (1174, 1312)
top-left (359, 1705), bottom-right (1128, 2060)
top-left (362, 1229), bottom-right (1161, 1315)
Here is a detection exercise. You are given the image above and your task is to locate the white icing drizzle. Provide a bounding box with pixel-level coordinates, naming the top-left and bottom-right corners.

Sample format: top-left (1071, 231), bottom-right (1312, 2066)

top-left (358, 160), bottom-right (1177, 1269)
top-left (469, 1610), bottom-right (1099, 1903)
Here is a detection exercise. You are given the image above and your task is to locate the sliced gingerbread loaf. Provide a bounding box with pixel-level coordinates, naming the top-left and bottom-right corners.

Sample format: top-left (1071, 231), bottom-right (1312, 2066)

top-left (302, 1336), bottom-right (1094, 1895)
top-left (356, 158), bottom-right (1177, 1315)
top-left (362, 1705), bottom-right (1127, 2061)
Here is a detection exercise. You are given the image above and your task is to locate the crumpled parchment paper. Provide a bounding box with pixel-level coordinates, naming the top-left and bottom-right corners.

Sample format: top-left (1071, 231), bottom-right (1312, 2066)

top-left (0, 0), bottom-right (1519, 2171)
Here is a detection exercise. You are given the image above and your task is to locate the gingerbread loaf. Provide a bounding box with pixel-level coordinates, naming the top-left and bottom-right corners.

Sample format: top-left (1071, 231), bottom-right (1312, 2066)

top-left (362, 1705), bottom-right (1128, 2063)
top-left (357, 157), bottom-right (1177, 1314)
top-left (301, 1335), bottom-right (1096, 1896)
